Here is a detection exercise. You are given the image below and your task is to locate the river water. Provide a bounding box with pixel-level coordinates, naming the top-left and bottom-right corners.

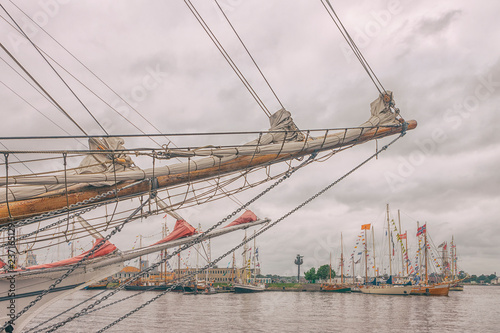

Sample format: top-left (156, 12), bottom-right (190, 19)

top-left (25, 286), bottom-right (499, 332)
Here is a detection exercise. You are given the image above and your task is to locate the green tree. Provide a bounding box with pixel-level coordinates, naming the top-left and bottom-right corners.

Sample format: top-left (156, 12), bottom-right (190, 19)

top-left (477, 274), bottom-right (487, 283)
top-left (316, 264), bottom-right (336, 280)
top-left (304, 267), bottom-right (317, 282)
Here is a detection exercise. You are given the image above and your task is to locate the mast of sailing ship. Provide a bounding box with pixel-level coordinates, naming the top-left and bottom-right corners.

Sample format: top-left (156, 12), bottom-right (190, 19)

top-left (424, 225), bottom-right (428, 285)
top-left (352, 255), bottom-right (355, 285)
top-left (451, 235), bottom-right (456, 280)
top-left (340, 233), bottom-right (344, 285)
top-left (405, 229), bottom-right (409, 276)
top-left (398, 210), bottom-right (404, 277)
top-left (364, 227), bottom-right (368, 285)
top-left (329, 252), bottom-right (332, 284)
top-left (371, 226), bottom-right (376, 278)
top-left (252, 230), bottom-right (256, 285)
top-left (387, 204), bottom-right (392, 277)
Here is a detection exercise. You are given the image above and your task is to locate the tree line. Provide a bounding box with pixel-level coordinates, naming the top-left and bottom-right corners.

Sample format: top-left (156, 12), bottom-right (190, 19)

top-left (304, 265), bottom-right (335, 282)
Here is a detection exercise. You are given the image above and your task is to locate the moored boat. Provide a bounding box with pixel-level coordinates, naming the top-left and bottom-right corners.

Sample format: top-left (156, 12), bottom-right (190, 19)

top-left (411, 283), bottom-right (449, 296)
top-left (449, 283), bottom-right (464, 291)
top-left (321, 284), bottom-right (351, 293)
top-left (233, 282), bottom-right (265, 293)
top-left (360, 284), bottom-right (412, 295)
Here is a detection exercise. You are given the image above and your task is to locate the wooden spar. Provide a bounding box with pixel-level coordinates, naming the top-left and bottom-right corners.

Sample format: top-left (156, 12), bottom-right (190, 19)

top-left (0, 120), bottom-right (416, 225)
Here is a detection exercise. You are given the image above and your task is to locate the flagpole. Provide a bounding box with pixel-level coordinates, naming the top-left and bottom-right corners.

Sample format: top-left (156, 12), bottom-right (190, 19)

top-left (341, 233), bottom-right (344, 285)
top-left (398, 210), bottom-right (404, 277)
top-left (417, 221), bottom-right (421, 285)
top-left (405, 230), bottom-right (408, 276)
top-left (364, 227), bottom-right (368, 285)
top-left (372, 225), bottom-right (376, 278)
top-left (424, 224), bottom-right (428, 285)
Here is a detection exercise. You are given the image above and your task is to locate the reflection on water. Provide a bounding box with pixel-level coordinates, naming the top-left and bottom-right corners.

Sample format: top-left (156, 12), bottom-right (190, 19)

top-left (26, 286), bottom-right (499, 332)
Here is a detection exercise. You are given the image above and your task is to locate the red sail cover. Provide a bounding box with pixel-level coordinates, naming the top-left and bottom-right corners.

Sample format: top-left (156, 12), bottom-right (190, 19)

top-left (24, 239), bottom-right (117, 270)
top-left (224, 210), bottom-right (257, 228)
top-left (151, 219), bottom-right (197, 246)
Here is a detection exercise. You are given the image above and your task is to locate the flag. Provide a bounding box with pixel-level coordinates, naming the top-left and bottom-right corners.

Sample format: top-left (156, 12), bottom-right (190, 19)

top-left (361, 224), bottom-right (371, 230)
top-left (438, 241), bottom-right (446, 248)
top-left (399, 232), bottom-right (407, 240)
top-left (443, 243), bottom-right (447, 250)
top-left (416, 224), bottom-right (426, 236)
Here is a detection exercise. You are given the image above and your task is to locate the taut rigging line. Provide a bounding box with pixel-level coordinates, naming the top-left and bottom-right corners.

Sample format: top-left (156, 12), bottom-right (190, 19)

top-left (321, 0), bottom-right (387, 96)
top-left (183, 0), bottom-right (272, 118)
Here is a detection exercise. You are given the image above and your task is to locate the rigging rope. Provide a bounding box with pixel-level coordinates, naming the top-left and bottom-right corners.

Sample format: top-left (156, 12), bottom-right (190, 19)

top-left (183, 0), bottom-right (271, 117)
top-left (321, 0), bottom-right (387, 96)
top-left (214, 0), bottom-right (285, 110)
top-left (0, 4), bottom-right (108, 136)
top-left (0, 186), bottom-right (157, 332)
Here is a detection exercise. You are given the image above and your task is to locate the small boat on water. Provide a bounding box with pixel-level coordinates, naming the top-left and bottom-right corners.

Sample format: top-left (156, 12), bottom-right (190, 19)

top-left (449, 283), bottom-right (464, 291)
top-left (233, 283), bottom-right (265, 293)
top-left (411, 283), bottom-right (449, 296)
top-left (360, 284), bottom-right (412, 295)
top-left (321, 284), bottom-right (351, 293)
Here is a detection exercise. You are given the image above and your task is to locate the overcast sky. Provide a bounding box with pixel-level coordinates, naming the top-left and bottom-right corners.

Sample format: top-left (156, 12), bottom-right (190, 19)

top-left (1, 0), bottom-right (498, 277)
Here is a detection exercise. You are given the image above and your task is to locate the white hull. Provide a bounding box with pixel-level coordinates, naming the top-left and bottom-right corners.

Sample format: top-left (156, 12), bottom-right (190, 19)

top-left (0, 261), bottom-right (123, 331)
top-left (360, 285), bottom-right (412, 295)
top-left (233, 283), bottom-right (265, 293)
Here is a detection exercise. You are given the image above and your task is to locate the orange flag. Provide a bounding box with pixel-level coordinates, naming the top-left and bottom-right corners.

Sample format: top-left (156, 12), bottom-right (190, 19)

top-left (361, 224), bottom-right (371, 230)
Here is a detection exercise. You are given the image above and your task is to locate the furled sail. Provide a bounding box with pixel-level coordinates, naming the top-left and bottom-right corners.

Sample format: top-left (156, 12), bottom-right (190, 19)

top-left (151, 219), bottom-right (197, 245)
top-left (0, 93), bottom-right (416, 224)
top-left (223, 210), bottom-right (257, 228)
top-left (10, 239), bottom-right (117, 271)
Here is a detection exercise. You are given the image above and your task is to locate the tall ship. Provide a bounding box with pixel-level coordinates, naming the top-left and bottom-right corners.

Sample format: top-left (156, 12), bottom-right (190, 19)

top-left (0, 1), bottom-right (416, 331)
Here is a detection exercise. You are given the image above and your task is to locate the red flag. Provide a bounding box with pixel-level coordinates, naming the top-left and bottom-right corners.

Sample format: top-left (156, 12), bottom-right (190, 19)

top-left (399, 232), bottom-right (407, 240)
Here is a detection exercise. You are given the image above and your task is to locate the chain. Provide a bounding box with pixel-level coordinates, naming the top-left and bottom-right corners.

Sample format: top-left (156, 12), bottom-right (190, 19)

top-left (1, 182), bottom-right (157, 332)
top-left (96, 128), bottom-right (407, 332)
top-left (42, 152), bottom-right (317, 332)
top-left (25, 289), bottom-right (108, 333)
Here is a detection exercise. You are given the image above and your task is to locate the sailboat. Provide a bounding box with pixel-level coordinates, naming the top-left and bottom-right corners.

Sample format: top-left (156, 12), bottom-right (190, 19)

top-left (410, 224), bottom-right (450, 296)
top-left (233, 230), bottom-right (265, 293)
top-left (321, 234), bottom-right (351, 293)
top-left (449, 236), bottom-right (464, 291)
top-left (360, 207), bottom-right (412, 296)
top-left (0, 1), bottom-right (417, 331)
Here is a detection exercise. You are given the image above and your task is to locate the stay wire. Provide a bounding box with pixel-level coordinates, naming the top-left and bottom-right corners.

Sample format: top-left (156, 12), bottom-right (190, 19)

top-left (214, 0), bottom-right (285, 110)
top-left (1, 5), bottom-right (247, 209)
top-left (0, 3), bottom-right (108, 135)
top-left (183, 0), bottom-right (271, 117)
top-left (0, 189), bottom-right (156, 332)
top-left (0, 10), bottom-right (165, 149)
top-left (321, 0), bottom-right (386, 95)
